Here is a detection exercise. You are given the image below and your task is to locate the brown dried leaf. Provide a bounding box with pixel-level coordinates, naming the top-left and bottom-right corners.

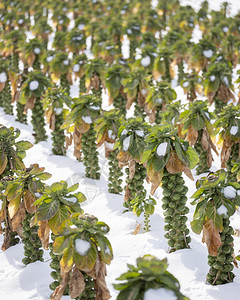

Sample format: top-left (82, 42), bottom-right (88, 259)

top-left (91, 74), bottom-right (100, 90)
top-left (50, 271), bottom-right (70, 300)
top-left (0, 82), bottom-right (6, 92)
top-left (38, 220), bottom-right (50, 250)
top-left (27, 52), bottom-right (36, 67)
top-left (147, 166), bottom-right (163, 195)
top-left (202, 219), bottom-right (222, 256)
top-left (183, 166), bottom-right (194, 181)
top-left (69, 267), bottom-right (85, 299)
top-left (24, 95), bottom-right (36, 113)
top-left (95, 261), bottom-right (111, 300)
top-left (217, 83), bottom-right (235, 103)
top-left (66, 71), bottom-right (73, 85)
top-left (137, 91), bottom-right (146, 107)
top-left (86, 260), bottom-right (101, 280)
top-left (201, 129), bottom-right (209, 151)
top-left (11, 202), bottom-right (25, 232)
top-left (124, 184), bottom-right (131, 202)
top-left (126, 95), bottom-right (135, 110)
top-left (116, 150), bottom-right (130, 168)
top-left (186, 125), bottom-right (198, 146)
top-left (23, 190), bottom-right (37, 214)
top-left (166, 151), bottom-right (185, 174)
top-left (129, 159), bottom-right (135, 180)
top-left (50, 114), bottom-right (56, 131)
top-left (221, 139), bottom-right (233, 168)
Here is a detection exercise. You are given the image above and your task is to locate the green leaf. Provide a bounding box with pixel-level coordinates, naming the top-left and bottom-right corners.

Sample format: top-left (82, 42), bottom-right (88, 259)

top-left (94, 234), bottom-right (113, 265)
top-left (73, 192), bottom-right (87, 203)
top-left (114, 282), bottom-right (142, 300)
top-left (51, 182), bottom-right (65, 192)
top-left (174, 142), bottom-right (188, 166)
top-left (4, 182), bottom-right (22, 201)
top-left (67, 183), bottom-right (79, 193)
top-left (74, 242), bottom-right (98, 272)
top-left (48, 205), bottom-right (69, 234)
top-left (186, 147), bottom-right (199, 169)
top-left (53, 235), bottom-right (71, 255)
top-left (205, 203), bottom-right (223, 231)
top-left (152, 151), bottom-right (170, 172)
top-left (141, 149), bottom-right (153, 163)
top-left (15, 141), bottom-right (33, 151)
top-left (36, 200), bottom-right (59, 221)
top-left (128, 136), bottom-right (145, 160)
top-left (37, 172), bottom-right (52, 180)
top-left (192, 114), bottom-right (205, 131)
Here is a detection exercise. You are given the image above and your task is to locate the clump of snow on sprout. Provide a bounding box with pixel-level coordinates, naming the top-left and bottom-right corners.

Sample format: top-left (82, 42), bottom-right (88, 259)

top-left (29, 80), bottom-right (39, 91)
top-left (222, 186), bottom-right (236, 199)
top-left (123, 136), bottom-right (131, 151)
top-left (75, 239), bottom-right (91, 256)
top-left (141, 56), bottom-right (151, 67)
top-left (144, 288), bottom-right (177, 300)
top-left (156, 142), bottom-right (168, 157)
top-left (203, 49), bottom-right (213, 58)
top-left (217, 205), bottom-right (228, 217)
top-left (82, 116), bottom-right (92, 124)
top-left (230, 126), bottom-right (238, 136)
top-left (0, 72), bottom-right (7, 83)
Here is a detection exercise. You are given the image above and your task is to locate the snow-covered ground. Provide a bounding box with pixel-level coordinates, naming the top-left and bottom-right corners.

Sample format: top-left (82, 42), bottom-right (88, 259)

top-left (1, 1), bottom-right (240, 299)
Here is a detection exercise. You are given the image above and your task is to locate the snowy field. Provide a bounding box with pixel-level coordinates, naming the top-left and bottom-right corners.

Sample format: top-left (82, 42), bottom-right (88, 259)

top-left (1, 0), bottom-right (240, 299)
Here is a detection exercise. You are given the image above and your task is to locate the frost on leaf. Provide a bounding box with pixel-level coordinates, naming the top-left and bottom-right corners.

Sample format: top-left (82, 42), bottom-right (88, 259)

top-left (156, 142), bottom-right (168, 157)
top-left (222, 186), bottom-right (236, 199)
top-left (75, 239), bottom-right (91, 256)
top-left (202, 219), bottom-right (221, 256)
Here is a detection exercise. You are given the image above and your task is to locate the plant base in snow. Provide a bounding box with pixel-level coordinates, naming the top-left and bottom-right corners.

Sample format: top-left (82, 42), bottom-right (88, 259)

top-left (108, 149), bottom-right (123, 194)
top-left (22, 213), bottom-right (43, 265)
top-left (206, 219), bottom-right (235, 285)
top-left (81, 124), bottom-right (100, 180)
top-left (31, 97), bottom-right (48, 143)
top-left (162, 170), bottom-right (191, 251)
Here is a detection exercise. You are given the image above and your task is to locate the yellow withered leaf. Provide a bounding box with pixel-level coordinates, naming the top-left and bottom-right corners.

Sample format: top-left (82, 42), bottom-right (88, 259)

top-left (8, 194), bottom-right (21, 219)
top-left (38, 220), bottom-right (50, 250)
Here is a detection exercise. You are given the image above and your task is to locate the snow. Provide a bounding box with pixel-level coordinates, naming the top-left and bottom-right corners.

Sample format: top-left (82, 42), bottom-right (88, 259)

top-left (217, 205), bottom-right (228, 217)
top-left (210, 75), bottom-right (216, 82)
top-left (108, 130), bottom-right (116, 140)
top-left (141, 89), bottom-right (147, 95)
top-left (29, 80), bottom-right (39, 91)
top-left (46, 56), bottom-right (54, 62)
top-left (82, 115), bottom-right (92, 124)
top-left (74, 239), bottom-right (91, 256)
top-left (156, 142), bottom-right (168, 157)
top-left (121, 129), bottom-right (127, 136)
top-left (141, 56), bottom-right (151, 67)
top-left (0, 72), bottom-right (7, 83)
top-left (123, 136), bottom-right (131, 151)
top-left (230, 126), bottom-right (238, 135)
top-left (34, 47), bottom-right (41, 54)
top-left (222, 186), bottom-right (236, 199)
top-left (203, 49), bottom-right (213, 58)
top-left (70, 225), bottom-right (78, 229)
top-left (223, 76), bottom-right (229, 86)
top-left (54, 108), bottom-right (63, 115)
top-left (18, 18), bottom-right (24, 24)
top-left (73, 64), bottom-right (80, 72)
top-left (155, 98), bottom-right (162, 104)
top-left (63, 59), bottom-right (69, 65)
top-left (89, 105), bottom-right (100, 110)
top-left (144, 288), bottom-right (177, 300)
top-left (105, 246), bottom-right (111, 255)
top-left (135, 130), bottom-right (144, 137)
top-left (78, 24), bottom-right (85, 30)
top-left (182, 81), bottom-right (189, 87)
top-left (223, 27), bottom-right (229, 33)
top-left (105, 141), bottom-right (114, 150)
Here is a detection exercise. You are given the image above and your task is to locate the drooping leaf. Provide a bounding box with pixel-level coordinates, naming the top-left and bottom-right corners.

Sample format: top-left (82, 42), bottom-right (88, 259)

top-left (202, 219), bottom-right (222, 256)
top-left (48, 206), bottom-right (69, 234)
top-left (23, 190), bottom-right (37, 214)
top-left (74, 243), bottom-right (98, 272)
top-left (69, 267), bottom-right (85, 298)
top-left (8, 194), bottom-right (21, 219)
top-left (53, 235), bottom-right (71, 255)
